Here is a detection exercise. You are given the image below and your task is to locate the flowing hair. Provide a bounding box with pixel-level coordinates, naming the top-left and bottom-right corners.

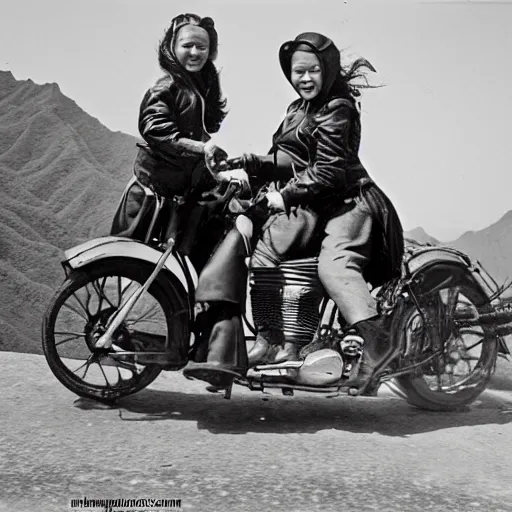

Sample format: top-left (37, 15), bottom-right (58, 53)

top-left (333, 57), bottom-right (382, 100)
top-left (157, 13), bottom-right (227, 133)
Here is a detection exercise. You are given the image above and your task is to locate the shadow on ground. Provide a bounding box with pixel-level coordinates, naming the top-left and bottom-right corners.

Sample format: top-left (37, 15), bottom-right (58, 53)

top-left (74, 369), bottom-right (512, 437)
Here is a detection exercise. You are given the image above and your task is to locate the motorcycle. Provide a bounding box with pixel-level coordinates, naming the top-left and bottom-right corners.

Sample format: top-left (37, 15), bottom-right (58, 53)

top-left (42, 158), bottom-right (512, 411)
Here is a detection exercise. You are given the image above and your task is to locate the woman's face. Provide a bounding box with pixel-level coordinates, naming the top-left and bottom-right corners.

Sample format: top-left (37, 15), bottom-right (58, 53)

top-left (174, 25), bottom-right (210, 72)
top-left (290, 50), bottom-right (323, 100)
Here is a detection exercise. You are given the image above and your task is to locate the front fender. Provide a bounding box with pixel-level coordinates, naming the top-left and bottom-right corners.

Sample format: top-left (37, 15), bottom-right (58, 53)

top-left (64, 236), bottom-right (198, 294)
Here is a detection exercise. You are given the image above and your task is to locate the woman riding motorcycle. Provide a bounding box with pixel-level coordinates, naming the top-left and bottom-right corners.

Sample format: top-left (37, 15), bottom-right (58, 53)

top-left (184, 32), bottom-right (404, 396)
top-left (110, 13), bottom-right (229, 271)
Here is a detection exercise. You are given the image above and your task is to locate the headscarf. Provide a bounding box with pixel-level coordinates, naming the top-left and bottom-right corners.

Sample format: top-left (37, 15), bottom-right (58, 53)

top-left (278, 32), bottom-right (341, 102)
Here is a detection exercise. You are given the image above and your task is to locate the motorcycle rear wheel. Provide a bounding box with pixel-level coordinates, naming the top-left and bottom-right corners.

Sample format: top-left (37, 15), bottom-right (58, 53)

top-left (42, 258), bottom-right (189, 402)
top-left (391, 268), bottom-right (498, 411)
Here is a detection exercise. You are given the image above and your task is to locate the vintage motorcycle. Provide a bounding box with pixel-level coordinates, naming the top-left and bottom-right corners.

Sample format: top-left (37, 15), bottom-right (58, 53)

top-left (42, 159), bottom-right (512, 411)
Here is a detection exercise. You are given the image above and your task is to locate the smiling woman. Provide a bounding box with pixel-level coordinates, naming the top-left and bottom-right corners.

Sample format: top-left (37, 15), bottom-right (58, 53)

top-left (109, 12), bottom-right (229, 273)
top-left (290, 50), bottom-right (323, 101)
top-left (173, 25), bottom-right (210, 73)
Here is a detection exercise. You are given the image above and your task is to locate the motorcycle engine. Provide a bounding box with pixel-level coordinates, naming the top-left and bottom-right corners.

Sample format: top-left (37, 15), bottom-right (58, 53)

top-left (250, 259), bottom-right (323, 347)
top-left (249, 259), bottom-right (365, 387)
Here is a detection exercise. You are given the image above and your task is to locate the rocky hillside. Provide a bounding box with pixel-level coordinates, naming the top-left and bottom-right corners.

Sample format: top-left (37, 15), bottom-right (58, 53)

top-left (0, 70), bottom-right (139, 353)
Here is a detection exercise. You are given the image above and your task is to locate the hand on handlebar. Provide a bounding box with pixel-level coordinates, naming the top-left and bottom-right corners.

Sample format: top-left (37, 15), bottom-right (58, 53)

top-left (216, 168), bottom-right (250, 186)
top-left (204, 140), bottom-right (229, 174)
top-left (214, 156), bottom-right (250, 193)
top-left (199, 156), bottom-right (251, 208)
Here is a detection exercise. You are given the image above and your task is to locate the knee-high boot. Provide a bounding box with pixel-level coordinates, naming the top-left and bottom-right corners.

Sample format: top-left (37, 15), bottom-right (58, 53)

top-left (183, 302), bottom-right (248, 388)
top-left (347, 315), bottom-right (390, 396)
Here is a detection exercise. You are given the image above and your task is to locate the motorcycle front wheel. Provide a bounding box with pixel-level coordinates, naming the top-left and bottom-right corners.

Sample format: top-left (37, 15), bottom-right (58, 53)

top-left (42, 258), bottom-right (190, 402)
top-left (391, 267), bottom-right (498, 411)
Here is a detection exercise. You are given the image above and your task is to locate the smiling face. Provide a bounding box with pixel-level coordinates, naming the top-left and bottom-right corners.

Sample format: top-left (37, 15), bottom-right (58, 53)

top-left (290, 50), bottom-right (323, 101)
top-left (173, 25), bottom-right (210, 72)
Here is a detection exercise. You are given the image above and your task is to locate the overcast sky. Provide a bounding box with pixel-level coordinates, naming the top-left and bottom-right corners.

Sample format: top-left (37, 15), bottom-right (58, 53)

top-left (2, 0), bottom-right (511, 241)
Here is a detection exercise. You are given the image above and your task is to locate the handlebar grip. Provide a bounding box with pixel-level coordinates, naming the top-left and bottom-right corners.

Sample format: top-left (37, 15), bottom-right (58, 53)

top-left (225, 156), bottom-right (245, 170)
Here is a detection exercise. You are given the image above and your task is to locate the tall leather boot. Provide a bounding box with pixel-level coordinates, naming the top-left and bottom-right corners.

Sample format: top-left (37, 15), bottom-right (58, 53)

top-left (183, 302), bottom-right (248, 388)
top-left (347, 316), bottom-right (390, 396)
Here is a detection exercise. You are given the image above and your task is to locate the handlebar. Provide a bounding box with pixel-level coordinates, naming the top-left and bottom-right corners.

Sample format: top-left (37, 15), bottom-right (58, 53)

top-left (198, 155), bottom-right (255, 210)
top-left (224, 156), bottom-right (246, 171)
top-left (201, 155), bottom-right (271, 216)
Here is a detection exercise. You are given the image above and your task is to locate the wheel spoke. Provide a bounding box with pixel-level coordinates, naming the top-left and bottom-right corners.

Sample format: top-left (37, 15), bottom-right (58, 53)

top-left (91, 277), bottom-right (116, 314)
top-left (97, 360), bottom-right (113, 388)
top-left (63, 298), bottom-right (89, 320)
top-left (126, 303), bottom-right (162, 326)
top-left (464, 339), bottom-right (484, 352)
top-left (55, 333), bottom-right (85, 346)
top-left (55, 331), bottom-right (86, 337)
top-left (100, 277), bottom-right (117, 309)
top-left (92, 279), bottom-right (104, 315)
top-left (117, 279), bottom-right (137, 307)
top-left (81, 359), bottom-right (93, 379)
top-left (72, 356), bottom-right (93, 375)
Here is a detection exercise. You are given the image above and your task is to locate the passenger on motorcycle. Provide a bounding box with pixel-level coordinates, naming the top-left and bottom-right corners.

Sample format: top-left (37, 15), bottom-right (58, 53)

top-left (184, 32), bottom-right (404, 395)
top-left (110, 13), bottom-right (229, 271)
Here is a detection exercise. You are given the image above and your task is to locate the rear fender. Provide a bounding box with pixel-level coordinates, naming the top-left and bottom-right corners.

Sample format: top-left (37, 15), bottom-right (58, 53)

top-left (63, 236), bottom-right (198, 296)
top-left (405, 246), bottom-right (493, 298)
top-left (404, 246), bottom-right (509, 354)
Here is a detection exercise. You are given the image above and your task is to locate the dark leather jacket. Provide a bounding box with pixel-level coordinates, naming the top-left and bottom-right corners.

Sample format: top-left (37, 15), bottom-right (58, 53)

top-left (134, 75), bottom-right (214, 197)
top-left (247, 95), bottom-right (371, 213)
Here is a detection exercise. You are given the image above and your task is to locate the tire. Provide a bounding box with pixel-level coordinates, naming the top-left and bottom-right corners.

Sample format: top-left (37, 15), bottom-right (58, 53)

top-left (42, 258), bottom-right (190, 402)
top-left (391, 267), bottom-right (498, 411)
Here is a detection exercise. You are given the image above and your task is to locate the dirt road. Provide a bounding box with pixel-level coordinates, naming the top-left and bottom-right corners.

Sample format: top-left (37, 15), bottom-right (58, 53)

top-left (1, 352), bottom-right (512, 512)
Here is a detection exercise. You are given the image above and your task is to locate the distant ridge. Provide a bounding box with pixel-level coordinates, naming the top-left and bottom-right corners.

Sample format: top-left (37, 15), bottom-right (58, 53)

top-left (449, 210), bottom-right (512, 290)
top-left (404, 227), bottom-right (440, 246)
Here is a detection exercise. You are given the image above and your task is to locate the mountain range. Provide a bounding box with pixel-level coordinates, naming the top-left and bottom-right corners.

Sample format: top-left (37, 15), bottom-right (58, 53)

top-left (0, 70), bottom-right (138, 353)
top-left (0, 70), bottom-right (511, 354)
top-left (405, 214), bottom-right (512, 294)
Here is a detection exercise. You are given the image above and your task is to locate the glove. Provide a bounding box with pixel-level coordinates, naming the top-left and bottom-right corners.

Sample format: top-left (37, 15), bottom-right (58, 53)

top-left (217, 169), bottom-right (251, 195)
top-left (265, 191), bottom-right (285, 212)
top-left (243, 152), bottom-right (274, 181)
top-left (216, 168), bottom-right (250, 184)
top-left (242, 153), bottom-right (262, 177)
top-left (204, 140), bottom-right (228, 175)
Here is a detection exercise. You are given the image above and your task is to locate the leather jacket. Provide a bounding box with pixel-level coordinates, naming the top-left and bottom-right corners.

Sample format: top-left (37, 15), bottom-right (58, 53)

top-left (134, 74), bottom-right (214, 197)
top-left (247, 96), bottom-right (371, 213)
